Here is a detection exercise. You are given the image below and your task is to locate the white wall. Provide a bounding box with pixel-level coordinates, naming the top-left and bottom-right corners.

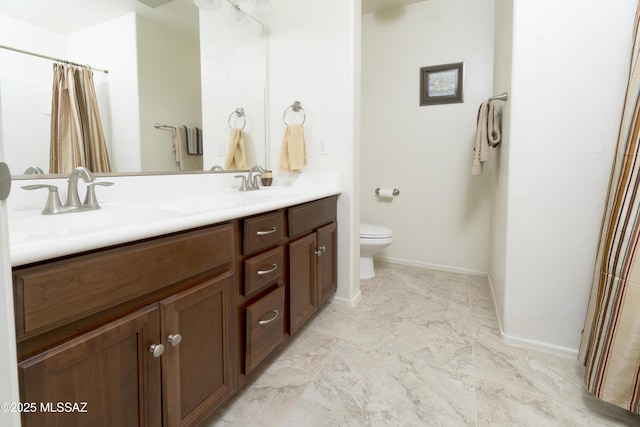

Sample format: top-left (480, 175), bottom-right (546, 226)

top-left (361, 0), bottom-right (495, 274)
top-left (268, 0), bottom-right (361, 303)
top-left (0, 15), bottom-right (66, 174)
top-left (200, 6), bottom-right (266, 170)
top-left (137, 14), bottom-right (201, 172)
top-left (496, 0), bottom-right (637, 353)
top-left (489, 0), bottom-right (513, 341)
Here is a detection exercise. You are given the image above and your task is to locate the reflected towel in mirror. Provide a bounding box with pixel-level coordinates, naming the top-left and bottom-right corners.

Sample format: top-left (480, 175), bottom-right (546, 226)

top-left (173, 125), bottom-right (203, 171)
top-left (224, 128), bottom-right (247, 170)
top-left (185, 125), bottom-right (203, 155)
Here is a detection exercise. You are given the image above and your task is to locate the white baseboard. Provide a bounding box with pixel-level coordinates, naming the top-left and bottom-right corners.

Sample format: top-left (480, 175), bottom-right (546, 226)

top-left (486, 275), bottom-right (579, 358)
top-left (375, 255), bottom-right (487, 276)
top-left (330, 291), bottom-right (362, 308)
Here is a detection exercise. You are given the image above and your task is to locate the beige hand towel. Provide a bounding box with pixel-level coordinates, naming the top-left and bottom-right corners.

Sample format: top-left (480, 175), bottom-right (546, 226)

top-left (279, 124), bottom-right (307, 172)
top-left (224, 128), bottom-right (247, 170)
top-left (174, 125), bottom-right (203, 171)
top-left (471, 100), bottom-right (502, 175)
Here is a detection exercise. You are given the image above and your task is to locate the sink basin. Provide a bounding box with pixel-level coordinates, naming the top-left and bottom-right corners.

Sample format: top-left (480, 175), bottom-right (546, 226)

top-left (8, 202), bottom-right (197, 245)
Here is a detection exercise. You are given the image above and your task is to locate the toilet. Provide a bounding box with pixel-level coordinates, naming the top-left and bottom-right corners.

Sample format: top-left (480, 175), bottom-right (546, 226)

top-left (360, 223), bottom-right (394, 279)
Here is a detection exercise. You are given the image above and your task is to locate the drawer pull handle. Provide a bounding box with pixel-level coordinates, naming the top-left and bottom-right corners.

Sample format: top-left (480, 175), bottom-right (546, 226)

top-left (149, 343), bottom-right (165, 358)
top-left (167, 333), bottom-right (182, 347)
top-left (256, 227), bottom-right (277, 236)
top-left (258, 309), bottom-right (279, 325)
top-left (257, 263), bottom-right (278, 275)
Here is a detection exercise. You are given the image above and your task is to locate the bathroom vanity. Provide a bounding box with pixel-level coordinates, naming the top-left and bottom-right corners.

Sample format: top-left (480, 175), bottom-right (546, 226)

top-left (7, 175), bottom-right (340, 427)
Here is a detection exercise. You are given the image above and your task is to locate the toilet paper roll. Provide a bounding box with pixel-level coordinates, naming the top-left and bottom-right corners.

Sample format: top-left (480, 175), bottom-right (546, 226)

top-left (377, 188), bottom-right (396, 200)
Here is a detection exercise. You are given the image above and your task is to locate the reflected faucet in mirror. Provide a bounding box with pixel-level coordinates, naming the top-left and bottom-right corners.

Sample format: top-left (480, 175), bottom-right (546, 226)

top-left (23, 166), bottom-right (45, 175)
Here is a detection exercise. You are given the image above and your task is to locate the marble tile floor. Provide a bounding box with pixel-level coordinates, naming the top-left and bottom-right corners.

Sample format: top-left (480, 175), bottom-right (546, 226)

top-left (203, 262), bottom-right (640, 426)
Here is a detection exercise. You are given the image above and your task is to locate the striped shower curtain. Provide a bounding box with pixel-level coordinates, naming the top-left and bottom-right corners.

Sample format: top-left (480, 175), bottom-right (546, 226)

top-left (50, 63), bottom-right (111, 174)
top-left (579, 3), bottom-right (640, 414)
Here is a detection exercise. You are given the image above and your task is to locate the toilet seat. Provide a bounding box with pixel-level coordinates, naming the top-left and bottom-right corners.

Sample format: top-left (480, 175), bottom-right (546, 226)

top-left (360, 223), bottom-right (393, 239)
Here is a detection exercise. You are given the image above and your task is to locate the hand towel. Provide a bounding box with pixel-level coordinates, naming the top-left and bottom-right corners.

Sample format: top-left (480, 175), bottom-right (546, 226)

top-left (471, 100), bottom-right (502, 175)
top-left (173, 125), bottom-right (203, 171)
top-left (279, 124), bottom-right (307, 172)
top-left (185, 125), bottom-right (203, 155)
top-left (224, 128), bottom-right (247, 170)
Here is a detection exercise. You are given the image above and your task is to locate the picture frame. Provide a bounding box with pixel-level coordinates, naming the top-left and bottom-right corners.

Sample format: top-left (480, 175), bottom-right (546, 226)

top-left (420, 62), bottom-right (464, 106)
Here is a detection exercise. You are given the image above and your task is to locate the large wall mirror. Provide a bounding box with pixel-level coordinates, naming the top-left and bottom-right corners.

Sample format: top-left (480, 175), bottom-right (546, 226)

top-left (0, 0), bottom-right (266, 177)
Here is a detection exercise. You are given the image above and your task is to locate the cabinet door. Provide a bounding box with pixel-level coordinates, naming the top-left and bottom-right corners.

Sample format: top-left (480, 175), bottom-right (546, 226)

top-left (18, 305), bottom-right (162, 427)
top-left (161, 271), bottom-right (236, 427)
top-left (317, 222), bottom-right (337, 304)
top-left (289, 233), bottom-right (318, 335)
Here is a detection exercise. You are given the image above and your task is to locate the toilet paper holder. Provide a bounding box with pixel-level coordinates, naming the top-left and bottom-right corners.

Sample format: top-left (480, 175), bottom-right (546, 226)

top-left (375, 188), bottom-right (400, 197)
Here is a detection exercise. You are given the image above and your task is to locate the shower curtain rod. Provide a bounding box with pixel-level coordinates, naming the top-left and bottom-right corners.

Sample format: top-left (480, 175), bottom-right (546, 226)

top-left (0, 44), bottom-right (109, 74)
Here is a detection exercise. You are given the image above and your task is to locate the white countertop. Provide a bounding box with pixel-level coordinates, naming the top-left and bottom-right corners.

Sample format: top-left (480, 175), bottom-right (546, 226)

top-left (8, 172), bottom-right (342, 267)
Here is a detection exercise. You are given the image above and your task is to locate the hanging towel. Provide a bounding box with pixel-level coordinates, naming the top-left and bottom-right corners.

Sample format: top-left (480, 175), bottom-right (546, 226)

top-left (185, 125), bottom-right (203, 155)
top-left (471, 100), bottom-right (502, 175)
top-left (224, 128), bottom-right (247, 170)
top-left (279, 124), bottom-right (307, 172)
top-left (173, 125), bottom-right (203, 171)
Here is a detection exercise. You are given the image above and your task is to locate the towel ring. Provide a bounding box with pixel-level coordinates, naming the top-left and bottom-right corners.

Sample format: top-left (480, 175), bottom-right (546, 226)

top-left (228, 107), bottom-right (246, 129)
top-left (283, 101), bottom-right (306, 126)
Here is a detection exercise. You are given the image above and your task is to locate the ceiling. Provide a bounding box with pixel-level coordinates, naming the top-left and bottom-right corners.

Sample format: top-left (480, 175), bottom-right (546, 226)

top-left (0, 0), bottom-right (430, 33)
top-left (361, 0), bottom-right (428, 15)
top-left (0, 0), bottom-right (197, 37)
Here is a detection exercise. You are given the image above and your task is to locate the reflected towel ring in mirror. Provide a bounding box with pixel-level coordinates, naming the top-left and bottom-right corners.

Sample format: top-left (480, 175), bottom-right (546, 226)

top-left (283, 101), bottom-right (306, 126)
top-left (228, 107), bottom-right (246, 129)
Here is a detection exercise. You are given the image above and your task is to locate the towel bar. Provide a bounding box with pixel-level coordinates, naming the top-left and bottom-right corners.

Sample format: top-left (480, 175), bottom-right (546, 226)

top-left (488, 92), bottom-right (508, 102)
top-left (154, 123), bottom-right (176, 133)
top-left (283, 101), bottom-right (306, 126)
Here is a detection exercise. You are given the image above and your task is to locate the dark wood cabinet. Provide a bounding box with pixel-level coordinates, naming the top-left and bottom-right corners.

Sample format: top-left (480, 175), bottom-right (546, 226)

top-left (237, 211), bottom-right (286, 384)
top-left (287, 197), bottom-right (338, 335)
top-left (160, 272), bottom-right (236, 427)
top-left (13, 195), bottom-right (339, 426)
top-left (19, 305), bottom-right (162, 427)
top-left (316, 222), bottom-right (338, 304)
top-left (14, 223), bottom-right (236, 427)
top-left (289, 233), bottom-right (319, 335)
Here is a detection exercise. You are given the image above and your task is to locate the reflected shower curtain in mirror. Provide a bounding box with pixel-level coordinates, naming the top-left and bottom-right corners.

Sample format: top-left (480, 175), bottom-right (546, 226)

top-left (579, 2), bottom-right (640, 414)
top-left (49, 63), bottom-right (111, 174)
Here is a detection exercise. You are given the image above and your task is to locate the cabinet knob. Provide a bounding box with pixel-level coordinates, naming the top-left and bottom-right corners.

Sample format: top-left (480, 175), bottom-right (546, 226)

top-left (149, 343), bottom-right (165, 358)
top-left (258, 309), bottom-right (279, 325)
top-left (314, 246), bottom-right (326, 256)
top-left (167, 333), bottom-right (182, 347)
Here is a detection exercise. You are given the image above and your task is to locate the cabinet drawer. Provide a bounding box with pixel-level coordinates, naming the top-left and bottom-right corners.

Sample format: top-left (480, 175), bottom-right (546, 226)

top-left (244, 246), bottom-right (283, 297)
top-left (288, 196), bottom-right (337, 238)
top-left (245, 286), bottom-right (285, 374)
top-left (243, 211), bottom-right (283, 255)
top-left (13, 224), bottom-right (234, 338)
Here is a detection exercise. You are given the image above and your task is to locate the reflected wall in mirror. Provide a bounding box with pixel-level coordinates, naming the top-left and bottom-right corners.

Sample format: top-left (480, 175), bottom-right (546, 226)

top-left (0, 0), bottom-right (266, 177)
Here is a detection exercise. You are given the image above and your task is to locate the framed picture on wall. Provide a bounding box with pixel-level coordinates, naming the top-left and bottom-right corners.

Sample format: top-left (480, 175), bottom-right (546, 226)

top-left (420, 62), bottom-right (464, 106)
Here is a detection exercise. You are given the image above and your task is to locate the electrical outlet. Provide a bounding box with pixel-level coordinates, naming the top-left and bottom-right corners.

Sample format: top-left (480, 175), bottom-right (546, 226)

top-left (218, 142), bottom-right (226, 156)
top-left (319, 137), bottom-right (329, 155)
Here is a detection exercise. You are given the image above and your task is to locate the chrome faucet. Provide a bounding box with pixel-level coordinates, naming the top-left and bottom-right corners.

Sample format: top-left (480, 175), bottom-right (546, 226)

top-left (248, 166), bottom-right (265, 190)
top-left (22, 166), bottom-right (113, 215)
top-left (209, 165), bottom-right (224, 172)
top-left (66, 166), bottom-right (95, 208)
